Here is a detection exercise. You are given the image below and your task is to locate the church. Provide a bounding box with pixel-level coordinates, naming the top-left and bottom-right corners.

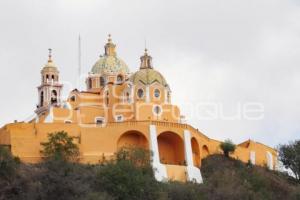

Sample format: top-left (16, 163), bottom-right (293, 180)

top-left (0, 35), bottom-right (277, 183)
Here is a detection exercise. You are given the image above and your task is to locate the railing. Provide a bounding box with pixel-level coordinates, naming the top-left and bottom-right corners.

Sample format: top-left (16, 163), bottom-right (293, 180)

top-left (91, 120), bottom-right (210, 140)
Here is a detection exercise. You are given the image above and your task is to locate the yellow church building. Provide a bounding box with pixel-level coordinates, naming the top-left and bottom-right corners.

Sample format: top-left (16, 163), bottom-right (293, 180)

top-left (0, 35), bottom-right (277, 183)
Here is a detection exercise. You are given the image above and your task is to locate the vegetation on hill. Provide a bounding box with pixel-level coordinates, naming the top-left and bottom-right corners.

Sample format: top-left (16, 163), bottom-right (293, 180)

top-left (0, 132), bottom-right (299, 200)
top-left (278, 140), bottom-right (300, 182)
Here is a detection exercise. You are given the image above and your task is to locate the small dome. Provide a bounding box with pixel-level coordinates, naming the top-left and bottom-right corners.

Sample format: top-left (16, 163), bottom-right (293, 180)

top-left (91, 55), bottom-right (129, 74)
top-left (130, 49), bottom-right (168, 87)
top-left (130, 68), bottom-right (168, 86)
top-left (41, 49), bottom-right (59, 73)
top-left (41, 61), bottom-right (59, 74)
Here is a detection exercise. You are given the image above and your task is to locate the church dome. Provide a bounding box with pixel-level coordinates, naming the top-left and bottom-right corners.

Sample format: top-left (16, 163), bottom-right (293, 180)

top-left (90, 35), bottom-right (129, 74)
top-left (91, 55), bottom-right (129, 74)
top-left (130, 49), bottom-right (168, 87)
top-left (130, 68), bottom-right (168, 86)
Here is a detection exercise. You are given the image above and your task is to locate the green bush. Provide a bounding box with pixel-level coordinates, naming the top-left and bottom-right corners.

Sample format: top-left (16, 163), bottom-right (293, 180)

top-left (220, 139), bottom-right (236, 157)
top-left (278, 140), bottom-right (300, 182)
top-left (40, 131), bottom-right (79, 162)
top-left (0, 146), bottom-right (19, 180)
top-left (95, 147), bottom-right (162, 200)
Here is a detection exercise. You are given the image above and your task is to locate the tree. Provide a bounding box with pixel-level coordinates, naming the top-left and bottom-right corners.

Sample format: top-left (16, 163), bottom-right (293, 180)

top-left (278, 140), bottom-right (300, 182)
top-left (220, 139), bottom-right (236, 157)
top-left (0, 146), bottom-right (20, 180)
top-left (40, 131), bottom-right (79, 162)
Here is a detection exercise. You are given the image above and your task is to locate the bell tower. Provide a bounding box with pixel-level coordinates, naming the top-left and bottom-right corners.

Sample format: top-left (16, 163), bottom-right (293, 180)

top-left (35, 49), bottom-right (63, 114)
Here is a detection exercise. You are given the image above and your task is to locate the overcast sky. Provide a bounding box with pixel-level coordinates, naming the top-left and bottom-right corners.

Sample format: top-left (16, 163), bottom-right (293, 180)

top-left (0, 0), bottom-right (299, 147)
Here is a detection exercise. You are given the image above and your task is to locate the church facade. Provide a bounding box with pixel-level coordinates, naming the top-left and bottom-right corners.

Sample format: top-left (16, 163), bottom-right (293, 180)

top-left (0, 36), bottom-right (277, 183)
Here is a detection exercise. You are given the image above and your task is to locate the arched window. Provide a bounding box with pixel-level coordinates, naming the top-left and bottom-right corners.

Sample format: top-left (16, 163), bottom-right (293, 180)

top-left (40, 91), bottom-right (44, 106)
top-left (154, 89), bottom-right (160, 98)
top-left (117, 75), bottom-right (123, 83)
top-left (88, 78), bottom-right (93, 89)
top-left (51, 90), bottom-right (58, 105)
top-left (105, 91), bottom-right (109, 105)
top-left (51, 75), bottom-right (55, 80)
top-left (137, 88), bottom-right (144, 99)
top-left (126, 92), bottom-right (130, 103)
top-left (100, 76), bottom-right (105, 86)
top-left (70, 95), bottom-right (76, 102)
top-left (46, 75), bottom-right (49, 82)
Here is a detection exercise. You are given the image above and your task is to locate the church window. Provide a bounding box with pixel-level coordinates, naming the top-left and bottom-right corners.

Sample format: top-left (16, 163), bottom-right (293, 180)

top-left (153, 105), bottom-right (162, 115)
top-left (137, 88), bottom-right (144, 99)
top-left (154, 89), bottom-right (160, 98)
top-left (95, 117), bottom-right (105, 125)
top-left (115, 115), bottom-right (124, 122)
top-left (40, 91), bottom-right (44, 106)
top-left (126, 92), bottom-right (130, 103)
top-left (100, 76), bottom-right (105, 86)
top-left (46, 75), bottom-right (49, 82)
top-left (89, 78), bottom-right (93, 89)
top-left (70, 95), bottom-right (76, 102)
top-left (117, 75), bottom-right (123, 83)
top-left (106, 91), bottom-right (109, 105)
top-left (52, 75), bottom-right (55, 80)
top-left (51, 90), bottom-right (58, 105)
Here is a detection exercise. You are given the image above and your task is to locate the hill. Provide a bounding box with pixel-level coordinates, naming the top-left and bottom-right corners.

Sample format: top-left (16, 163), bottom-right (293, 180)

top-left (0, 154), bottom-right (299, 200)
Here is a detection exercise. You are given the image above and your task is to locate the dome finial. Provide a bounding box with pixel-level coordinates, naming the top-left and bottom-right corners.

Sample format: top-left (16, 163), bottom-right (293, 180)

top-left (140, 49), bottom-right (153, 69)
top-left (48, 48), bottom-right (52, 62)
top-left (104, 34), bottom-right (116, 56)
top-left (108, 34), bottom-right (112, 43)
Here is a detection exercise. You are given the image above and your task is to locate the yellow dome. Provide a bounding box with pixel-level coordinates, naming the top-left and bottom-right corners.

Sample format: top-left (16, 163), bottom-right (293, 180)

top-left (91, 55), bottom-right (129, 74)
top-left (41, 60), bottom-right (59, 73)
top-left (130, 49), bottom-right (168, 87)
top-left (130, 68), bottom-right (168, 86)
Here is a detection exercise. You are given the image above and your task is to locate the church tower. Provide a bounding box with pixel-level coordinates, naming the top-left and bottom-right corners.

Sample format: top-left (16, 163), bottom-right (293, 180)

top-left (35, 49), bottom-right (63, 115)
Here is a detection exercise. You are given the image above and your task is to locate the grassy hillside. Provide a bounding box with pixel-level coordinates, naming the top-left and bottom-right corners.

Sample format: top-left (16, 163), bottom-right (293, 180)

top-left (0, 154), bottom-right (299, 200)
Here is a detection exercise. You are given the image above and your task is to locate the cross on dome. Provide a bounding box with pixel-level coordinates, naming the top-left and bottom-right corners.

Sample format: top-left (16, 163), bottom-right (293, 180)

top-left (48, 48), bottom-right (52, 62)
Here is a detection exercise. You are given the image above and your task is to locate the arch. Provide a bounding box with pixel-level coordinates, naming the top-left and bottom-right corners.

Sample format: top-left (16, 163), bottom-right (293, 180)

top-left (40, 91), bottom-right (44, 106)
top-left (202, 145), bottom-right (209, 159)
top-left (191, 137), bottom-right (200, 167)
top-left (117, 74), bottom-right (123, 83)
top-left (157, 132), bottom-right (185, 165)
top-left (88, 78), bottom-right (92, 89)
top-left (100, 76), bottom-right (105, 86)
top-left (51, 75), bottom-right (55, 80)
top-left (51, 90), bottom-right (58, 105)
top-left (117, 130), bottom-right (148, 150)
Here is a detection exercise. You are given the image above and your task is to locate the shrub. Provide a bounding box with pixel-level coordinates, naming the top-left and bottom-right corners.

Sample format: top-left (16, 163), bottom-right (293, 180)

top-left (220, 139), bottom-right (236, 157)
top-left (40, 131), bottom-right (79, 162)
top-left (95, 147), bottom-right (162, 200)
top-left (278, 140), bottom-right (300, 182)
top-left (0, 146), bottom-right (19, 180)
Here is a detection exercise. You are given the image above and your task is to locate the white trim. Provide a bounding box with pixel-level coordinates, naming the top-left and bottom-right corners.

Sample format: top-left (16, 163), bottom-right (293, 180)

top-left (183, 130), bottom-right (203, 183)
top-left (146, 86), bottom-right (150, 103)
top-left (250, 151), bottom-right (256, 165)
top-left (149, 125), bottom-right (168, 182)
top-left (266, 151), bottom-right (273, 170)
top-left (44, 106), bottom-right (54, 123)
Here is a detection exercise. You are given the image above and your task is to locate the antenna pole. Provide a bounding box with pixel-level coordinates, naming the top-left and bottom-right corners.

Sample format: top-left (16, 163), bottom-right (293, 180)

top-left (78, 35), bottom-right (82, 79)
